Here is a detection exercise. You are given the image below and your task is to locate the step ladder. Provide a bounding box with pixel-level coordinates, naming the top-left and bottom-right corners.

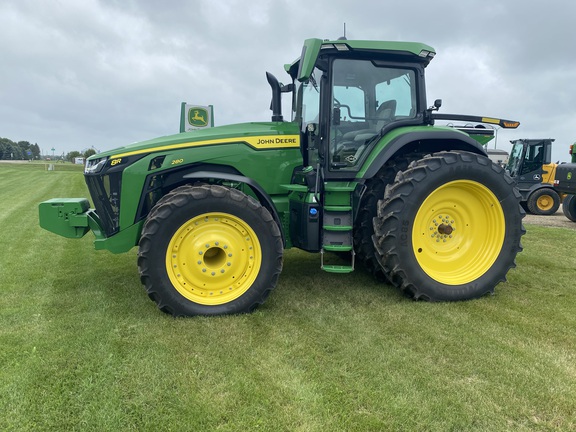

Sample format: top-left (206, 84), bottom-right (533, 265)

top-left (321, 183), bottom-right (356, 273)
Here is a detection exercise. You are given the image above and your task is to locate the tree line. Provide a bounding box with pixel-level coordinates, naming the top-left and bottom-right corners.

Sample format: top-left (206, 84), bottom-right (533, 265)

top-left (0, 137), bottom-right (40, 160)
top-left (65, 148), bottom-right (97, 162)
top-left (1, 137), bottom-right (97, 162)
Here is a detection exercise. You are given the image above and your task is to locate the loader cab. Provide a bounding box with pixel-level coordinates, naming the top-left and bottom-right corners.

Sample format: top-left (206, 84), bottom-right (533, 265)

top-left (507, 139), bottom-right (555, 185)
top-left (288, 39), bottom-right (433, 179)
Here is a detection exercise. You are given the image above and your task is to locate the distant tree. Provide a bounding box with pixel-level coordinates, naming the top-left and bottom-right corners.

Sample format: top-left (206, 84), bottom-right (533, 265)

top-left (66, 151), bottom-right (81, 163)
top-left (6, 143), bottom-right (23, 159)
top-left (0, 138), bottom-right (15, 160)
top-left (83, 148), bottom-right (96, 159)
top-left (17, 141), bottom-right (32, 159)
top-left (31, 143), bottom-right (41, 159)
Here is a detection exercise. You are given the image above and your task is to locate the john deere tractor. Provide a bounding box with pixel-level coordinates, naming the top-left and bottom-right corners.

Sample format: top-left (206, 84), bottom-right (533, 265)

top-left (39, 38), bottom-right (525, 316)
top-left (554, 143), bottom-right (576, 221)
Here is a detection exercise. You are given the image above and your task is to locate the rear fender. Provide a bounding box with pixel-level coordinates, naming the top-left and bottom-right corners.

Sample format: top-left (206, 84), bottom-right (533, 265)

top-left (360, 130), bottom-right (486, 179)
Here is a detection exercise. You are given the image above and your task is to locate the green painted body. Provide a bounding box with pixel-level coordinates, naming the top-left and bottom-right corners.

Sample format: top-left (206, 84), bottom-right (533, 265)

top-left (38, 37), bottom-right (519, 256)
top-left (554, 143), bottom-right (576, 195)
top-left (39, 198), bottom-right (98, 238)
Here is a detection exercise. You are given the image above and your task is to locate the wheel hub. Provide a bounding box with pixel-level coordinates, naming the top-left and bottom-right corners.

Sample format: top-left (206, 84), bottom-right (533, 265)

top-left (194, 241), bottom-right (234, 278)
top-left (202, 245), bottom-right (227, 269)
top-left (430, 214), bottom-right (456, 242)
top-left (537, 195), bottom-right (553, 210)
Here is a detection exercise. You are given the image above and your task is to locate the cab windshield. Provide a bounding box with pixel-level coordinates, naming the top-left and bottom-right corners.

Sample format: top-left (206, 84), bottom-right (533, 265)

top-left (329, 59), bottom-right (417, 170)
top-left (507, 141), bottom-right (546, 177)
top-left (506, 142), bottom-right (524, 177)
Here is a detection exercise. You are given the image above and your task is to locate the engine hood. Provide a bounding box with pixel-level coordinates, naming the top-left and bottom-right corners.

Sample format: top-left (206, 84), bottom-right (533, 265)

top-left (88, 121), bottom-right (300, 161)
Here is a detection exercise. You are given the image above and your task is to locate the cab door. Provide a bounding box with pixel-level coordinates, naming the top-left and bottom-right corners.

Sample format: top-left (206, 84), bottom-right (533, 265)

top-left (517, 141), bottom-right (550, 188)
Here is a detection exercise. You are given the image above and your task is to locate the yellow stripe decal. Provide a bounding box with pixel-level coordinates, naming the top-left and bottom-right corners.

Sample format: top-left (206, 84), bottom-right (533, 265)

top-left (112, 135), bottom-right (300, 158)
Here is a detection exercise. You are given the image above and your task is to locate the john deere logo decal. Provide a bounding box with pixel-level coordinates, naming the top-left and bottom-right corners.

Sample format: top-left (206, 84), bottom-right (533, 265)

top-left (188, 108), bottom-right (208, 127)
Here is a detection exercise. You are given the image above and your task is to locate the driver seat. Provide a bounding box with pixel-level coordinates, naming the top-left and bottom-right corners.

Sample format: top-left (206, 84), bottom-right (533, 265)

top-left (342, 99), bottom-right (397, 142)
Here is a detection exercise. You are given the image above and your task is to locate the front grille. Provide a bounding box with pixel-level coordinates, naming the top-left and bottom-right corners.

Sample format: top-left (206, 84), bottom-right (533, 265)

top-left (85, 172), bottom-right (122, 236)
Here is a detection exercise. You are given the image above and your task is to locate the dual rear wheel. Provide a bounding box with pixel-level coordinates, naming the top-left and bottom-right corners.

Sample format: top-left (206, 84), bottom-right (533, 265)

top-left (372, 151), bottom-right (525, 301)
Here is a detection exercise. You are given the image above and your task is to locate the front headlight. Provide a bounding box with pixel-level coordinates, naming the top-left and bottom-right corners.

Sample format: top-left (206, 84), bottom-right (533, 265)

top-left (84, 157), bottom-right (108, 174)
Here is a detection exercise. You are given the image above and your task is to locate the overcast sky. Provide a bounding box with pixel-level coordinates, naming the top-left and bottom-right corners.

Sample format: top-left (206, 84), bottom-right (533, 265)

top-left (1, 0), bottom-right (575, 162)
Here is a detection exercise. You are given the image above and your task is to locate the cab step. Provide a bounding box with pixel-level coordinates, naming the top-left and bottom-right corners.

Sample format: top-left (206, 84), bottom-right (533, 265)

top-left (320, 248), bottom-right (355, 274)
top-left (320, 184), bottom-right (356, 274)
top-left (321, 264), bottom-right (355, 274)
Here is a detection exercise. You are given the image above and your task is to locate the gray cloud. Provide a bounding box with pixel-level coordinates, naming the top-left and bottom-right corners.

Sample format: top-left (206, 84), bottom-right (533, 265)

top-left (1, 0), bottom-right (574, 162)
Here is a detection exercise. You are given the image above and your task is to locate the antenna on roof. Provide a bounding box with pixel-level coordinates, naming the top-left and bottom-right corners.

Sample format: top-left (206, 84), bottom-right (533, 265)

top-left (338, 23), bottom-right (347, 40)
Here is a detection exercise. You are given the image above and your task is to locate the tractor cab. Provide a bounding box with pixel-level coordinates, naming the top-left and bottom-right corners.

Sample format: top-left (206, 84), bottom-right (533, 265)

top-left (282, 38), bottom-right (434, 179)
top-left (507, 139), bottom-right (554, 181)
top-left (265, 39), bottom-right (437, 262)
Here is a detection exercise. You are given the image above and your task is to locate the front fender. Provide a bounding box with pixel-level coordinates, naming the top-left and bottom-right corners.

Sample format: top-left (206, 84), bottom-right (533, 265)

top-left (183, 171), bottom-right (286, 245)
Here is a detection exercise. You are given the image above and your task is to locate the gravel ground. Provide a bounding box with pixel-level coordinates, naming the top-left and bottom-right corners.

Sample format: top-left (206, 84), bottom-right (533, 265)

top-left (523, 204), bottom-right (575, 229)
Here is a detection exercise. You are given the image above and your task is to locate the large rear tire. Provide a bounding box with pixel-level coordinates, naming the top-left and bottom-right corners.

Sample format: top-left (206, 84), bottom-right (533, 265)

top-left (527, 188), bottom-right (561, 215)
top-left (138, 184), bottom-right (283, 316)
top-left (562, 194), bottom-right (576, 222)
top-left (373, 151), bottom-right (525, 301)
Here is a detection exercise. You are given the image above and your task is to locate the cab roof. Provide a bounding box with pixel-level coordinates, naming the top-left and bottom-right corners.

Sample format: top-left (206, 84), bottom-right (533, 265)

top-left (285, 38), bottom-right (436, 82)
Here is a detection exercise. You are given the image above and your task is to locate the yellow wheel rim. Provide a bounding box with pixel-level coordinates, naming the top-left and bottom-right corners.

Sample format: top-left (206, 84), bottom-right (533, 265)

top-left (412, 180), bottom-right (505, 285)
top-left (166, 212), bottom-right (262, 305)
top-left (537, 194), bottom-right (554, 211)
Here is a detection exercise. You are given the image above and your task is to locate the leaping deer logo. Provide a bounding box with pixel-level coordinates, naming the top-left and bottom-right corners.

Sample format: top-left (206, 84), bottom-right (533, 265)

top-left (188, 108), bottom-right (208, 127)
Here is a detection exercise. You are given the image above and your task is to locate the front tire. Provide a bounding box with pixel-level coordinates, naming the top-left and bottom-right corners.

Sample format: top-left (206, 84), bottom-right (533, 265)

top-left (138, 185), bottom-right (283, 316)
top-left (527, 188), bottom-right (561, 215)
top-left (373, 151), bottom-right (525, 301)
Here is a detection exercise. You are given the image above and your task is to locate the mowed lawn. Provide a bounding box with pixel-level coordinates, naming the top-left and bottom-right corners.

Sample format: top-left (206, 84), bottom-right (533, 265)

top-left (1, 162), bottom-right (575, 431)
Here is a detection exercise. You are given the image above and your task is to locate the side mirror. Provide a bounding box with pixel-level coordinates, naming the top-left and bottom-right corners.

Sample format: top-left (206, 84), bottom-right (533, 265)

top-left (425, 99), bottom-right (442, 125)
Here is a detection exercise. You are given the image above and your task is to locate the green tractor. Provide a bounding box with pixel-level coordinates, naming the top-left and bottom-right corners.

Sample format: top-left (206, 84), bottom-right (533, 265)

top-left (554, 143), bottom-right (576, 221)
top-left (39, 38), bottom-right (525, 316)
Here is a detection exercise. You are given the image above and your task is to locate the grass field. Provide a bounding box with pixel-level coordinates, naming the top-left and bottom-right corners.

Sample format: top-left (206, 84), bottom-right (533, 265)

top-left (1, 162), bottom-right (575, 431)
